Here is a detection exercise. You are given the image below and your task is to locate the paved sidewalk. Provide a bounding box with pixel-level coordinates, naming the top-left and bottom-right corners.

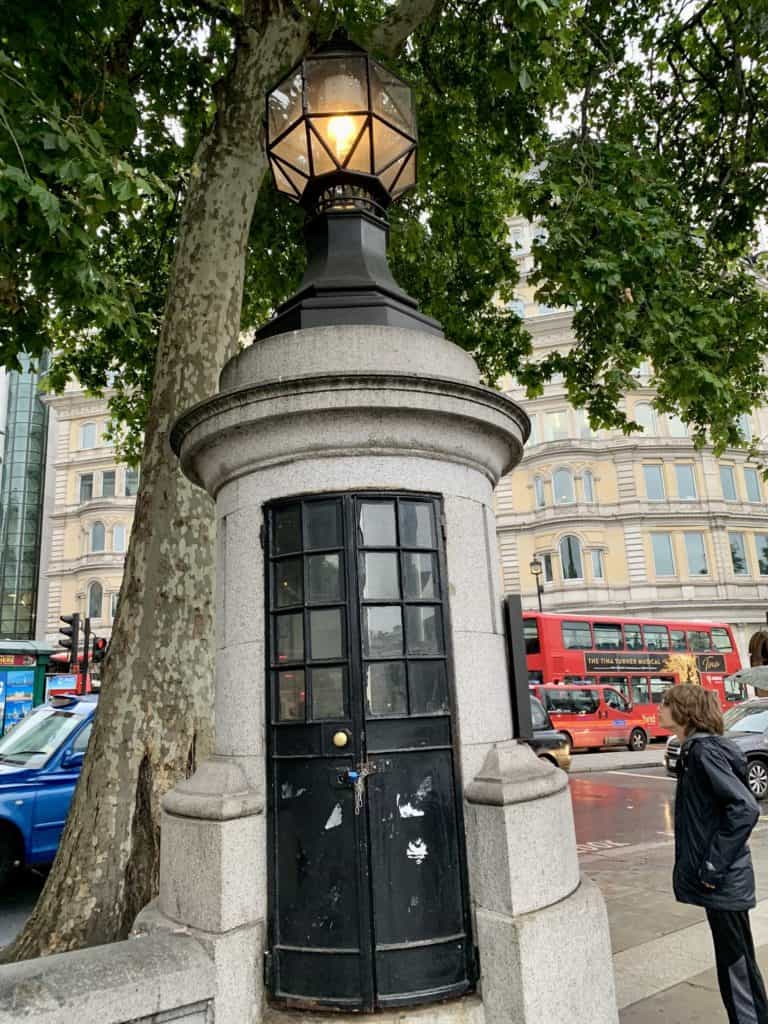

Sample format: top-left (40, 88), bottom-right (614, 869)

top-left (581, 826), bottom-right (768, 1022)
top-left (570, 746), bottom-right (666, 774)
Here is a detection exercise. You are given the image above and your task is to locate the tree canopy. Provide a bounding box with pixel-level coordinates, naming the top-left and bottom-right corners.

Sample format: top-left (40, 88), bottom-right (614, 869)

top-left (3, 0), bottom-right (767, 454)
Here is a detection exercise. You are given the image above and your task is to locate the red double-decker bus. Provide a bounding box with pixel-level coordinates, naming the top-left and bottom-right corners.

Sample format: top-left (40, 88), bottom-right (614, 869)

top-left (524, 612), bottom-right (744, 741)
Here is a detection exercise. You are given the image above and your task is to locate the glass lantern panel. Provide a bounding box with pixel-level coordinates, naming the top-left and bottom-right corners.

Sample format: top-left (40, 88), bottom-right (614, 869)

top-left (392, 151), bottom-right (416, 196)
top-left (372, 117), bottom-right (411, 174)
top-left (306, 56), bottom-right (368, 114)
top-left (370, 62), bottom-right (414, 135)
top-left (271, 159), bottom-right (302, 198)
top-left (274, 159), bottom-right (306, 196)
top-left (308, 123), bottom-right (338, 175)
top-left (310, 113), bottom-right (368, 168)
top-left (344, 120), bottom-right (373, 173)
top-left (271, 122), bottom-right (311, 178)
top-left (379, 151), bottom-right (410, 193)
top-left (268, 68), bottom-right (304, 141)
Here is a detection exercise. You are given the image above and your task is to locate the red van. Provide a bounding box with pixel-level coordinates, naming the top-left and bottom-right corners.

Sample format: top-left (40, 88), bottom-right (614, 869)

top-left (532, 683), bottom-right (651, 752)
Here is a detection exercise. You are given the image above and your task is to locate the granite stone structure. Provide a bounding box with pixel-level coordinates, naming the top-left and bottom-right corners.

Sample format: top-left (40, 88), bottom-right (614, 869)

top-left (158, 320), bottom-right (619, 1023)
top-left (0, 318), bottom-right (618, 1024)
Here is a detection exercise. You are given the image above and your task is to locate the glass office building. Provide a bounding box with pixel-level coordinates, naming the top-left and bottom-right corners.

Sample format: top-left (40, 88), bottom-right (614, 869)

top-left (0, 355), bottom-right (50, 638)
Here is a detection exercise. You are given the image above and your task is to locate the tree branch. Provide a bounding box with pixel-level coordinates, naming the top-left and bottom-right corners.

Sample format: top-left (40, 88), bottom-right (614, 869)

top-left (370, 0), bottom-right (443, 59)
top-left (181, 0), bottom-right (248, 37)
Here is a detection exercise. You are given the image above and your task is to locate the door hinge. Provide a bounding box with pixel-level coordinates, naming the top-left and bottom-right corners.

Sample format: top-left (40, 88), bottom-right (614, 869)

top-left (439, 513), bottom-right (447, 541)
top-left (263, 950), bottom-right (273, 988)
top-left (259, 524), bottom-right (266, 550)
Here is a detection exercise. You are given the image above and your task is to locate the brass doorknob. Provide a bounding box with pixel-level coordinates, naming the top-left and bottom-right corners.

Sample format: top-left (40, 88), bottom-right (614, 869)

top-left (333, 730), bottom-right (349, 748)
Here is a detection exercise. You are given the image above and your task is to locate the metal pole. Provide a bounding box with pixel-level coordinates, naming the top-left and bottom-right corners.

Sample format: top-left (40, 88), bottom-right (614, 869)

top-left (536, 579), bottom-right (543, 613)
top-left (81, 617), bottom-right (91, 695)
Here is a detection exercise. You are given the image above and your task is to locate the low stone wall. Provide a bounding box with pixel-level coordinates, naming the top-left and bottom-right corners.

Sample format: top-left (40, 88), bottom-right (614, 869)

top-left (0, 930), bottom-right (214, 1024)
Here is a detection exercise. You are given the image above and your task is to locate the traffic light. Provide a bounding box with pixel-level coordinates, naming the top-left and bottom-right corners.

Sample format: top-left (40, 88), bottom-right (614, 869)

top-left (58, 613), bottom-right (80, 673)
top-left (92, 636), bottom-right (109, 664)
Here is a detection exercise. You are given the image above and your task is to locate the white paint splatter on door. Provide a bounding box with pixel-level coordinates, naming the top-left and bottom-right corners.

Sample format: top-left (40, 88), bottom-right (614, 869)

top-left (406, 839), bottom-right (428, 864)
top-left (324, 803), bottom-right (343, 830)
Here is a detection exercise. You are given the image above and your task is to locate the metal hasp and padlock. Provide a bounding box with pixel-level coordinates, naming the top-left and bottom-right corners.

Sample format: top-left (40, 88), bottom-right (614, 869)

top-left (339, 760), bottom-right (392, 815)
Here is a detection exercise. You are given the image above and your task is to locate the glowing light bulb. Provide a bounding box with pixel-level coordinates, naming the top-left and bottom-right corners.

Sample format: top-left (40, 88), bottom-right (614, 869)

top-left (327, 115), bottom-right (356, 162)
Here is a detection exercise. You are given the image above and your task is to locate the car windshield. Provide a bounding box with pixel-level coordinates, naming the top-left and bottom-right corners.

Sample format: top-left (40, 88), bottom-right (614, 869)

top-left (724, 706), bottom-right (768, 734)
top-left (0, 706), bottom-right (82, 767)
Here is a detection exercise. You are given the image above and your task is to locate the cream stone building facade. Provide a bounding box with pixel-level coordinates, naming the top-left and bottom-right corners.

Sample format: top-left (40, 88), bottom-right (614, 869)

top-left (496, 219), bottom-right (768, 664)
top-left (37, 385), bottom-right (138, 643)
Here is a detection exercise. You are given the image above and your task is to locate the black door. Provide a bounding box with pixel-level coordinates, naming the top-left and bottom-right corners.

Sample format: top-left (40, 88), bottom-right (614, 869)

top-left (266, 493), bottom-right (474, 1011)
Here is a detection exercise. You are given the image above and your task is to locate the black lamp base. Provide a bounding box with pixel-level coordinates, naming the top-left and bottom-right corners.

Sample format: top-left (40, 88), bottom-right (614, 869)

top-left (255, 209), bottom-right (443, 340)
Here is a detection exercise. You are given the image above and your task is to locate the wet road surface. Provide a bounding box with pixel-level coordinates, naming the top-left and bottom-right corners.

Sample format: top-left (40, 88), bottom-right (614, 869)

top-left (0, 869), bottom-right (45, 948)
top-left (570, 766), bottom-right (678, 854)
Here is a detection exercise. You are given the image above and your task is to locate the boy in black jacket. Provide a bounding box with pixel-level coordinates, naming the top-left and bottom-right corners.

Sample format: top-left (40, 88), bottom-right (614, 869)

top-left (660, 684), bottom-right (768, 1023)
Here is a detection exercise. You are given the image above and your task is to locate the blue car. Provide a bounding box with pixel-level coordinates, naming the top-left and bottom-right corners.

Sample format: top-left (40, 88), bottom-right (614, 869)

top-left (0, 694), bottom-right (96, 885)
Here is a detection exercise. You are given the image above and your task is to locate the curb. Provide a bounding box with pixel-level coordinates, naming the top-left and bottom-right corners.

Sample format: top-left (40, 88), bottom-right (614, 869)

top-left (570, 759), bottom-right (666, 774)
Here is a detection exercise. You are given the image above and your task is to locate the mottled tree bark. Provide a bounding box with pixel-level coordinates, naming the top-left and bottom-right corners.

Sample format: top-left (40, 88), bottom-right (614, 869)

top-left (4, 0), bottom-right (442, 960)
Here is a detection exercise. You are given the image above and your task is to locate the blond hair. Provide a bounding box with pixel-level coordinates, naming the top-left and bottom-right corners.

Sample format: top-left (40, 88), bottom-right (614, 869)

top-left (662, 683), bottom-right (723, 736)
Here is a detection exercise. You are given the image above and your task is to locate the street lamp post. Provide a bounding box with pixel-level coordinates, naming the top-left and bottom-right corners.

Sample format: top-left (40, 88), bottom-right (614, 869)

top-left (530, 556), bottom-right (544, 612)
top-left (261, 30), bottom-right (440, 338)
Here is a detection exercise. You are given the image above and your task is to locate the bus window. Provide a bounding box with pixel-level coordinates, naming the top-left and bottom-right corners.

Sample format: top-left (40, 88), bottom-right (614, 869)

top-left (687, 630), bottom-right (710, 652)
top-left (565, 675), bottom-right (596, 685)
top-left (524, 619), bottom-right (540, 655)
top-left (599, 676), bottom-right (629, 688)
top-left (562, 621), bottom-right (592, 649)
top-left (594, 623), bottom-right (622, 649)
top-left (670, 629), bottom-right (686, 651)
top-left (644, 625), bottom-right (670, 651)
top-left (712, 627), bottom-right (733, 653)
top-left (630, 676), bottom-right (650, 704)
top-left (624, 624), bottom-right (643, 650)
top-left (649, 676), bottom-right (674, 703)
top-left (528, 670), bottom-right (543, 684)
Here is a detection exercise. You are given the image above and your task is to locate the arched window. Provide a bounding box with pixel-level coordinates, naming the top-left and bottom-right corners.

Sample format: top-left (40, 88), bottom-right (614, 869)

top-left (88, 582), bottom-right (103, 619)
top-left (112, 524), bottom-right (126, 553)
top-left (633, 403), bottom-right (657, 434)
top-left (667, 414), bottom-right (687, 438)
top-left (738, 414), bottom-right (753, 442)
top-left (91, 522), bottom-right (105, 553)
top-left (553, 469), bottom-right (574, 504)
top-left (534, 475), bottom-right (545, 509)
top-left (79, 422), bottom-right (97, 449)
top-left (559, 535), bottom-right (583, 580)
top-left (582, 470), bottom-right (595, 503)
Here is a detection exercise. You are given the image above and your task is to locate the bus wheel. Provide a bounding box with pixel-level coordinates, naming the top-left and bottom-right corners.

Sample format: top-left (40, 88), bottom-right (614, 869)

top-left (628, 728), bottom-right (648, 752)
top-left (747, 760), bottom-right (768, 800)
top-left (562, 734), bottom-right (575, 752)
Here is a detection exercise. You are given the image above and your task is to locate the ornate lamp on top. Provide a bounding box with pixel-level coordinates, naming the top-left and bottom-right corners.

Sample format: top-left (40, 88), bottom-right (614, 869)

top-left (259, 31), bottom-right (441, 339)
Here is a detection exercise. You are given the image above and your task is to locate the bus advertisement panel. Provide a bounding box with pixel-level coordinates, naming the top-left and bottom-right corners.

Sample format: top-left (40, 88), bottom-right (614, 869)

top-left (524, 612), bottom-right (743, 740)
